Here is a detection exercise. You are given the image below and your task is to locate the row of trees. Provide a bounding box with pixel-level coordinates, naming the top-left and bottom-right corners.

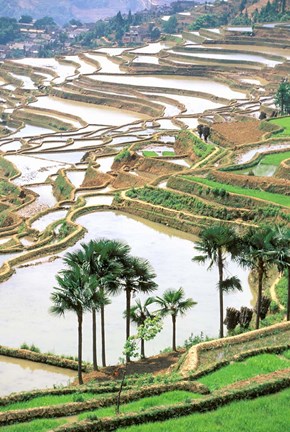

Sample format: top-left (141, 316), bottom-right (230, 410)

top-left (126, 288), bottom-right (195, 358)
top-left (194, 224), bottom-right (290, 339)
top-left (50, 239), bottom-right (195, 384)
top-left (51, 223), bottom-right (290, 384)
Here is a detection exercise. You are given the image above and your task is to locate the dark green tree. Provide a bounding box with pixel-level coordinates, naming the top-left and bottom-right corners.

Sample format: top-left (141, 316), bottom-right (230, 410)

top-left (50, 264), bottom-right (95, 384)
top-left (65, 239), bottom-right (126, 369)
top-left (34, 16), bottom-right (56, 29)
top-left (155, 288), bottom-right (196, 351)
top-left (19, 15), bottom-right (33, 24)
top-left (239, 226), bottom-right (276, 329)
top-left (0, 17), bottom-right (19, 44)
top-left (193, 224), bottom-right (242, 338)
top-left (275, 80), bottom-right (290, 114)
top-left (121, 256), bottom-right (157, 362)
top-left (163, 16), bottom-right (178, 34)
top-left (270, 226), bottom-right (290, 320)
top-left (125, 297), bottom-right (156, 358)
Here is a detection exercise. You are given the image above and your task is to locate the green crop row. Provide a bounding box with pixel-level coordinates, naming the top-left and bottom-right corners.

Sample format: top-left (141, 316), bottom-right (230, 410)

top-left (183, 175), bottom-right (290, 208)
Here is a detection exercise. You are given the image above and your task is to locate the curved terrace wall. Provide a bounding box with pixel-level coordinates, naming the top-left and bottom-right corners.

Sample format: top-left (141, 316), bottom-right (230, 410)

top-left (209, 169), bottom-right (290, 196)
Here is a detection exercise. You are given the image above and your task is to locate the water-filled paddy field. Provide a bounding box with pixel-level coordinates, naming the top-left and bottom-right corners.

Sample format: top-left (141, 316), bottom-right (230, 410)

top-left (90, 75), bottom-right (246, 99)
top-left (0, 24), bottom-right (287, 395)
top-left (0, 356), bottom-right (75, 396)
top-left (0, 211), bottom-right (252, 367)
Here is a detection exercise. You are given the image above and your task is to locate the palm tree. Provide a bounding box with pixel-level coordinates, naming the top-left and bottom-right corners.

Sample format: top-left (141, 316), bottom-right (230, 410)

top-left (92, 239), bottom-right (130, 367)
top-left (125, 297), bottom-right (156, 359)
top-left (270, 226), bottom-right (290, 321)
top-left (121, 256), bottom-right (158, 362)
top-left (50, 264), bottom-right (94, 384)
top-left (239, 226), bottom-right (276, 329)
top-left (65, 239), bottom-right (127, 368)
top-left (192, 224), bottom-right (242, 338)
top-left (155, 288), bottom-right (196, 351)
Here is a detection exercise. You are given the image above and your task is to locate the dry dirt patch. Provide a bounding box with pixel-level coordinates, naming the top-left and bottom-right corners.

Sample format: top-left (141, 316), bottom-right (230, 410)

top-left (212, 120), bottom-right (265, 146)
top-left (81, 351), bottom-right (183, 385)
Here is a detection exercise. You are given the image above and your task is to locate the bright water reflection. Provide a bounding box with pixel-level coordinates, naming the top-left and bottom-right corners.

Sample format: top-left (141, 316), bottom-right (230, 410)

top-left (0, 211), bottom-right (252, 365)
top-left (0, 356), bottom-right (76, 396)
top-left (90, 74), bottom-right (246, 99)
top-left (32, 96), bottom-right (147, 125)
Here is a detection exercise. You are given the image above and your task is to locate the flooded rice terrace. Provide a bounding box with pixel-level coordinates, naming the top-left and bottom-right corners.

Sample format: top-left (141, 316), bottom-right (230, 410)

top-left (0, 212), bottom-right (252, 364)
top-left (0, 356), bottom-right (75, 396)
top-left (0, 28), bottom-right (282, 393)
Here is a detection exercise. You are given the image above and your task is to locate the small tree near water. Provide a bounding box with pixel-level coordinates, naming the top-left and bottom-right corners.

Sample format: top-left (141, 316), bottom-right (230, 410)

top-left (116, 315), bottom-right (163, 414)
top-left (275, 79), bottom-right (290, 114)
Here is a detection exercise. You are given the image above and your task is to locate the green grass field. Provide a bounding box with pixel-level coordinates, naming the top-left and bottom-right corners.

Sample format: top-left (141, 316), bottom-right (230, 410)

top-left (0, 392), bottom-right (105, 412)
top-left (1, 350), bottom-right (290, 432)
top-left (199, 353), bottom-right (290, 391)
top-left (1, 419), bottom-right (66, 432)
top-left (275, 275), bottom-right (288, 309)
top-left (269, 117), bottom-right (290, 137)
top-left (261, 151), bottom-right (290, 165)
top-left (162, 151), bottom-right (175, 156)
top-left (116, 388), bottom-right (290, 432)
top-left (183, 176), bottom-right (290, 207)
top-left (142, 151), bottom-right (158, 157)
top-left (79, 391), bottom-right (203, 420)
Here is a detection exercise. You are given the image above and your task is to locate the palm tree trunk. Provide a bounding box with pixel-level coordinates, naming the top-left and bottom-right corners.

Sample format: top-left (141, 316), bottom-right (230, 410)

top-left (218, 248), bottom-right (224, 338)
top-left (172, 314), bottom-right (177, 351)
top-left (77, 311), bottom-right (83, 385)
top-left (255, 261), bottom-right (263, 329)
top-left (140, 316), bottom-right (146, 359)
top-left (100, 304), bottom-right (106, 367)
top-left (92, 308), bottom-right (98, 371)
top-left (126, 288), bottom-right (131, 363)
top-left (282, 0), bottom-right (286, 14)
top-left (140, 337), bottom-right (145, 359)
top-left (287, 268), bottom-right (290, 321)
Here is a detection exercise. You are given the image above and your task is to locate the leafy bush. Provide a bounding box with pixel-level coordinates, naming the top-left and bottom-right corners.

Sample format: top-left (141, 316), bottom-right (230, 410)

top-left (114, 148), bottom-right (131, 162)
top-left (73, 394), bottom-right (85, 403)
top-left (183, 332), bottom-right (211, 350)
top-left (54, 173), bottom-right (73, 200)
top-left (127, 186), bottom-right (254, 221)
top-left (20, 343), bottom-right (41, 353)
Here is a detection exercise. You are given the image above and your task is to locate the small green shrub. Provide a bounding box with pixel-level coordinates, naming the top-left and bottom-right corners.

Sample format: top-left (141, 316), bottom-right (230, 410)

top-left (72, 394), bottom-right (85, 403)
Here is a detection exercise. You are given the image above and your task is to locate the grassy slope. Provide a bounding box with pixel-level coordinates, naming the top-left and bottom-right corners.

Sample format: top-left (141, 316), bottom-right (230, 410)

top-left (199, 353), bottom-right (290, 391)
top-left (0, 392), bottom-right (105, 412)
top-left (116, 388), bottom-right (290, 432)
top-left (276, 275), bottom-right (288, 308)
top-left (1, 350), bottom-right (290, 431)
top-left (269, 117), bottom-right (290, 137)
top-left (262, 151), bottom-right (290, 165)
top-left (196, 328), bottom-right (290, 368)
top-left (1, 419), bottom-right (66, 432)
top-left (79, 391), bottom-right (202, 420)
top-left (184, 175), bottom-right (290, 207)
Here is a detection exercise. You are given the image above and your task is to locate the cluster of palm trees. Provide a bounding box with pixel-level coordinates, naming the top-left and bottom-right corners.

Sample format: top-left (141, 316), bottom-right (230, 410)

top-left (193, 223), bottom-right (290, 339)
top-left (50, 223), bottom-right (289, 385)
top-left (50, 239), bottom-right (195, 384)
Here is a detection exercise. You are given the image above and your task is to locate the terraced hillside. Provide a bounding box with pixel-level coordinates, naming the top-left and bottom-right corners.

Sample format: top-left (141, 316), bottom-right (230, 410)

top-left (0, 322), bottom-right (289, 431)
top-left (0, 19), bottom-right (289, 413)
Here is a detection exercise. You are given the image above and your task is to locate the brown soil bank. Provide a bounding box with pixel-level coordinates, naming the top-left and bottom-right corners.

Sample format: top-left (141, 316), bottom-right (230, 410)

top-left (211, 120), bottom-right (265, 146)
top-left (82, 351), bottom-right (182, 384)
top-left (275, 158), bottom-right (290, 180)
top-left (112, 172), bottom-right (148, 189)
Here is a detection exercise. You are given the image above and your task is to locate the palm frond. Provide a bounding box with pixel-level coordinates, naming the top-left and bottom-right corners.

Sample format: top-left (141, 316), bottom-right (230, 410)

top-left (219, 276), bottom-right (242, 293)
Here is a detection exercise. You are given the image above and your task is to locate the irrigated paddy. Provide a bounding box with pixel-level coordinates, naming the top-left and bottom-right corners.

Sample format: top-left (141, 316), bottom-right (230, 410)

top-left (0, 211), bottom-right (252, 365)
top-left (0, 356), bottom-right (75, 396)
top-left (90, 75), bottom-right (246, 99)
top-left (31, 96), bottom-right (147, 125)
